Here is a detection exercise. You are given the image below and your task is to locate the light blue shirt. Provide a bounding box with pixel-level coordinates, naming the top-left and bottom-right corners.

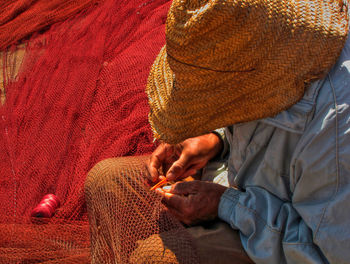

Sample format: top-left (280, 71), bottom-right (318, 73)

top-left (217, 35), bottom-right (350, 263)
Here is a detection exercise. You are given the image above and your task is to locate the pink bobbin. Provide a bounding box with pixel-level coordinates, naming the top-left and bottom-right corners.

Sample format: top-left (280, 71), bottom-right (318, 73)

top-left (31, 194), bottom-right (60, 218)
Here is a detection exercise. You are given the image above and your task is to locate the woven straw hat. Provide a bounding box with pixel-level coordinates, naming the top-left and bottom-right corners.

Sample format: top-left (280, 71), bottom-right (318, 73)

top-left (147, 0), bottom-right (349, 144)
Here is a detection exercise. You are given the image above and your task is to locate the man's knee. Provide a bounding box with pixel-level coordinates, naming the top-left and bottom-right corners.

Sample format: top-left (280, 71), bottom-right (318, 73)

top-left (84, 156), bottom-right (150, 200)
top-left (85, 158), bottom-right (123, 200)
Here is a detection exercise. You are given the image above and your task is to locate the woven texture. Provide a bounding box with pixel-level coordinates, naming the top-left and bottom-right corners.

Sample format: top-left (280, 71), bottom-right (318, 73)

top-left (147, 0), bottom-right (349, 144)
top-left (85, 156), bottom-right (199, 264)
top-left (0, 0), bottom-right (172, 262)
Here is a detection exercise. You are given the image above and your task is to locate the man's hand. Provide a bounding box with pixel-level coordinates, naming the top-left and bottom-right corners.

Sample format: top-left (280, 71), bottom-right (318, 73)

top-left (146, 133), bottom-right (223, 183)
top-left (156, 181), bottom-right (227, 225)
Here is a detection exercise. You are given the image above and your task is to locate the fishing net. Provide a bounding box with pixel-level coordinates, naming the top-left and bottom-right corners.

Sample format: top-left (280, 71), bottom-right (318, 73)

top-left (0, 0), bottom-right (101, 50)
top-left (85, 156), bottom-right (199, 264)
top-left (84, 156), bottom-right (254, 264)
top-left (0, 0), bottom-right (199, 262)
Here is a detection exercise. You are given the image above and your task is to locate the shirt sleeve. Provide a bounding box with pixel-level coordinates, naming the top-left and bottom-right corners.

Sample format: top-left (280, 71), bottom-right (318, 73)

top-left (218, 187), bottom-right (327, 264)
top-left (218, 65), bottom-right (350, 264)
top-left (212, 127), bottom-right (229, 160)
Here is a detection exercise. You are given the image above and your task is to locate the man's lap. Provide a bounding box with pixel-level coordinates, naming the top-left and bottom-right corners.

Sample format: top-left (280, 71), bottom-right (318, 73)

top-left (85, 156), bottom-right (252, 263)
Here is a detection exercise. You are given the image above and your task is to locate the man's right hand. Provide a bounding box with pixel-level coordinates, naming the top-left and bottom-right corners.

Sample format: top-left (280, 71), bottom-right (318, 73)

top-left (146, 133), bottom-right (223, 183)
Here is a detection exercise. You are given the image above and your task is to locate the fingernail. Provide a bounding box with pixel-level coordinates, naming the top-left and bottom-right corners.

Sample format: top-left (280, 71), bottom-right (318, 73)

top-left (167, 172), bottom-right (174, 180)
top-left (162, 185), bottom-right (171, 192)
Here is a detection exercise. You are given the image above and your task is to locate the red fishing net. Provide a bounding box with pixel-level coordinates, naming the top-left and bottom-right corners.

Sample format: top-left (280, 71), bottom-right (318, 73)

top-left (0, 0), bottom-right (101, 50)
top-left (0, 0), bottom-right (199, 262)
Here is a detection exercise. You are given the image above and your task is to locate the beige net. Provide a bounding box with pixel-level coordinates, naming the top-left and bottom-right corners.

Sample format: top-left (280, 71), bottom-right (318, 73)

top-left (85, 156), bottom-right (200, 264)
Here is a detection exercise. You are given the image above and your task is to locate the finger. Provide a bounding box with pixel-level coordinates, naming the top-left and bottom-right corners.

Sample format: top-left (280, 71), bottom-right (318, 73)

top-left (160, 191), bottom-right (199, 226)
top-left (162, 206), bottom-right (191, 226)
top-left (166, 151), bottom-right (193, 181)
top-left (158, 190), bottom-right (187, 212)
top-left (175, 167), bottom-right (198, 180)
top-left (169, 181), bottom-right (200, 195)
top-left (146, 162), bottom-right (159, 183)
top-left (147, 144), bottom-right (172, 182)
top-left (169, 161), bottom-right (204, 182)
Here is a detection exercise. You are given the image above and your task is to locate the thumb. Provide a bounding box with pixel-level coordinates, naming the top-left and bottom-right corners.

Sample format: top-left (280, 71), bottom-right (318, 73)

top-left (166, 151), bottom-right (192, 181)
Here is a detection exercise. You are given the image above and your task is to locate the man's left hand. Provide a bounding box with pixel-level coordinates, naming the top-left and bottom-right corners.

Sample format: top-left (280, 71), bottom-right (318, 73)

top-left (156, 180), bottom-right (228, 225)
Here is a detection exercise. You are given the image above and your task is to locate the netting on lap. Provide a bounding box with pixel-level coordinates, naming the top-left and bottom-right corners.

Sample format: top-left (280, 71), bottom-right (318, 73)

top-left (85, 156), bottom-right (199, 264)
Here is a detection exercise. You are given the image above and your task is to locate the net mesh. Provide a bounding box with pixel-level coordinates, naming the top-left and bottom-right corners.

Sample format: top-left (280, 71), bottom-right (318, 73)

top-left (0, 0), bottom-right (101, 50)
top-left (85, 156), bottom-right (199, 264)
top-left (0, 0), bottom-right (197, 262)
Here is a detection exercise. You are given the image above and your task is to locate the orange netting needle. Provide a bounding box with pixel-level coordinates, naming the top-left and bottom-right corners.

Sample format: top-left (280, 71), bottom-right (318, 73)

top-left (150, 178), bottom-right (168, 191)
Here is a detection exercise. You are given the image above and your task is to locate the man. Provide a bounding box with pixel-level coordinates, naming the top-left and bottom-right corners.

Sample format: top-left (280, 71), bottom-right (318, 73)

top-left (85, 0), bottom-right (350, 263)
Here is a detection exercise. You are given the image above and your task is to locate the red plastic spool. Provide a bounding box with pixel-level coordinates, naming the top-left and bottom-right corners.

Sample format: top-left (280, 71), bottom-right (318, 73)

top-left (31, 194), bottom-right (61, 218)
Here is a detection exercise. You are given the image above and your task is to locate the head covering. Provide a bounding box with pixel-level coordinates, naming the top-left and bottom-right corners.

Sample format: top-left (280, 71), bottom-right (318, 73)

top-left (147, 0), bottom-right (349, 144)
